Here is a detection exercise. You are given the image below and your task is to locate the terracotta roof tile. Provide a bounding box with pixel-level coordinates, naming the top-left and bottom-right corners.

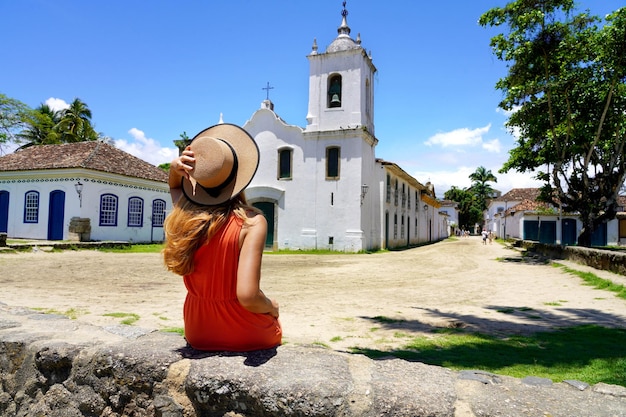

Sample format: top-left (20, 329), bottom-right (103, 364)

top-left (499, 188), bottom-right (541, 202)
top-left (0, 142), bottom-right (168, 183)
top-left (505, 199), bottom-right (550, 215)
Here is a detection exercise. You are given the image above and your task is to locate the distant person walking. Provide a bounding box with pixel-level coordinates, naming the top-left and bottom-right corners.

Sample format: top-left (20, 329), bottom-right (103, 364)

top-left (481, 229), bottom-right (489, 245)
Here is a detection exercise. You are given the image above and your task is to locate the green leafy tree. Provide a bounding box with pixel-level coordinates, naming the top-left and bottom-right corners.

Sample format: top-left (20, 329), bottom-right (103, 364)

top-left (444, 186), bottom-right (483, 231)
top-left (174, 131), bottom-right (190, 153)
top-left (0, 93), bottom-right (32, 153)
top-left (468, 166), bottom-right (498, 211)
top-left (17, 104), bottom-right (61, 148)
top-left (480, 1), bottom-right (626, 246)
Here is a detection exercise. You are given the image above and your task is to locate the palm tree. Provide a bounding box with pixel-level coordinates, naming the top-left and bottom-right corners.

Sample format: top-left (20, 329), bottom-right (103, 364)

top-left (56, 98), bottom-right (97, 142)
top-left (16, 104), bottom-right (61, 149)
top-left (469, 166), bottom-right (497, 211)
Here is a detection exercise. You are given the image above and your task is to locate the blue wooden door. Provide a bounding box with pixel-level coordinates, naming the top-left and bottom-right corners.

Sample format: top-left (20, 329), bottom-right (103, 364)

top-left (0, 191), bottom-right (9, 233)
top-left (561, 219), bottom-right (577, 245)
top-left (47, 190), bottom-right (65, 240)
top-left (591, 223), bottom-right (607, 247)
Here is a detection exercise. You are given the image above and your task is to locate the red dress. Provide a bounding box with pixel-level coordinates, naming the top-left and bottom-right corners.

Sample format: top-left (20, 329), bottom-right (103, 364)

top-left (182, 213), bottom-right (282, 351)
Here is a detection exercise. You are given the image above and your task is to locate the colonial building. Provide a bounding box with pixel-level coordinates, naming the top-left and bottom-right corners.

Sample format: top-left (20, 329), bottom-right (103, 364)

top-left (239, 4), bottom-right (447, 251)
top-left (0, 141), bottom-right (169, 242)
top-left (485, 188), bottom-right (626, 246)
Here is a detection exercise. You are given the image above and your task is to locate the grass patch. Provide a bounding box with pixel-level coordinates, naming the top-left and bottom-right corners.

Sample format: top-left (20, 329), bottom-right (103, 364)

top-left (160, 327), bottom-right (185, 336)
top-left (553, 263), bottom-right (626, 300)
top-left (33, 307), bottom-right (86, 319)
top-left (330, 336), bottom-right (343, 342)
top-left (99, 243), bottom-right (164, 253)
top-left (351, 325), bottom-right (626, 387)
top-left (103, 312), bottom-right (140, 325)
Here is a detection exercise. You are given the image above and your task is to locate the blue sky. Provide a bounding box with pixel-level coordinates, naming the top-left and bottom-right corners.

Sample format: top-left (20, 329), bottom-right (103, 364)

top-left (2, 0), bottom-right (622, 195)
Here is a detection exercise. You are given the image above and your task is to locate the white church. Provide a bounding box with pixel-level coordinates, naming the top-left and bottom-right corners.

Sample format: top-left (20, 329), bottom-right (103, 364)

top-left (237, 4), bottom-right (449, 251)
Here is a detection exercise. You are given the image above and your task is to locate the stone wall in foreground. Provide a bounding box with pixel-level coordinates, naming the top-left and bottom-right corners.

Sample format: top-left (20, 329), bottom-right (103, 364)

top-left (518, 240), bottom-right (626, 276)
top-left (1, 303), bottom-right (625, 417)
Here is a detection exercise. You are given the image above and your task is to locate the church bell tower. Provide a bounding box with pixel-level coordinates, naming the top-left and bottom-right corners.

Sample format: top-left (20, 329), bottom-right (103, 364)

top-left (304, 2), bottom-right (377, 135)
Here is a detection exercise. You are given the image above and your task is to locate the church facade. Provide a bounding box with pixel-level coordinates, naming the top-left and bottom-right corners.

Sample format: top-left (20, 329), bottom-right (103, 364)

top-left (240, 6), bottom-right (448, 252)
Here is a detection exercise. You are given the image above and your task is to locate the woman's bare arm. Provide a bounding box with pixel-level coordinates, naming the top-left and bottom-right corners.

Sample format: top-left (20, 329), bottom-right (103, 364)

top-left (236, 212), bottom-right (279, 317)
top-left (168, 148), bottom-right (195, 204)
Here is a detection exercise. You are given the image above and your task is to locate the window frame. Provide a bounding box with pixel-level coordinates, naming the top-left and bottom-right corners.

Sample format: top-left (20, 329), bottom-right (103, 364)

top-left (326, 146), bottom-right (341, 180)
top-left (23, 190), bottom-right (39, 224)
top-left (278, 147), bottom-right (293, 180)
top-left (99, 193), bottom-right (119, 227)
top-left (152, 199), bottom-right (166, 227)
top-left (127, 196), bottom-right (144, 227)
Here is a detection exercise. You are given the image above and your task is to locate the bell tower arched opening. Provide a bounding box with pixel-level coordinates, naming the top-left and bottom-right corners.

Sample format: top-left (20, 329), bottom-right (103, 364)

top-left (328, 74), bottom-right (342, 108)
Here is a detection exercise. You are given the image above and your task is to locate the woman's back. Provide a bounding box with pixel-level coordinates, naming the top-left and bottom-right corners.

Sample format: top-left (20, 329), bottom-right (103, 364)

top-left (182, 213), bottom-right (281, 351)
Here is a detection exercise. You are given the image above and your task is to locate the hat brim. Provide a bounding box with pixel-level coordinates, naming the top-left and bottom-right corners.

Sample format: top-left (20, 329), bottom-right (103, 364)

top-left (181, 123), bottom-right (259, 206)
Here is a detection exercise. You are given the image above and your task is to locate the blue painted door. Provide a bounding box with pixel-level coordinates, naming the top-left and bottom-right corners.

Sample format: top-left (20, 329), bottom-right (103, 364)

top-left (523, 220), bottom-right (539, 241)
top-left (47, 190), bottom-right (65, 240)
top-left (561, 219), bottom-right (577, 245)
top-left (0, 191), bottom-right (9, 233)
top-left (538, 221), bottom-right (556, 244)
top-left (591, 223), bottom-right (607, 247)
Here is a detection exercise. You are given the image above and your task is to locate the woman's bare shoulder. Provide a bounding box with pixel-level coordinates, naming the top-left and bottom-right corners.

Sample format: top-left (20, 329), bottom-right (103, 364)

top-left (243, 209), bottom-right (267, 228)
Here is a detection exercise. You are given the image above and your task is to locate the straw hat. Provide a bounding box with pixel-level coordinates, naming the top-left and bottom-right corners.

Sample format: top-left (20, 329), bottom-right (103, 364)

top-left (181, 123), bottom-right (259, 206)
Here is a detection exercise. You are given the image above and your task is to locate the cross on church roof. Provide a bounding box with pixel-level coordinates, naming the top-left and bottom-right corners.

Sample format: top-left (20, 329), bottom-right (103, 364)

top-left (262, 82), bottom-right (274, 100)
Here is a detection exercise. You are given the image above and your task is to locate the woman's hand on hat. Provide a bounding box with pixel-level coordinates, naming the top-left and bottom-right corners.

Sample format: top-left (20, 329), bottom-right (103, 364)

top-left (175, 148), bottom-right (195, 179)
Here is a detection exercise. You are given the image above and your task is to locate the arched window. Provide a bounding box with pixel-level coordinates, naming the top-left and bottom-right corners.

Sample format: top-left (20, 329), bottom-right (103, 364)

top-left (386, 174), bottom-right (391, 203)
top-left (99, 194), bottom-right (118, 226)
top-left (394, 213), bottom-right (398, 239)
top-left (278, 148), bottom-right (293, 179)
top-left (394, 181), bottom-right (399, 206)
top-left (401, 183), bottom-right (406, 207)
top-left (326, 146), bottom-right (340, 179)
top-left (328, 74), bottom-right (342, 108)
top-left (24, 190), bottom-right (39, 223)
top-left (152, 199), bottom-right (166, 227)
top-left (127, 197), bottom-right (144, 227)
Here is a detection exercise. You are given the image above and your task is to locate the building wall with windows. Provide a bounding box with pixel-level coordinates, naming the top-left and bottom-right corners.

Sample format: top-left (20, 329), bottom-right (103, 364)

top-left (0, 142), bottom-right (169, 243)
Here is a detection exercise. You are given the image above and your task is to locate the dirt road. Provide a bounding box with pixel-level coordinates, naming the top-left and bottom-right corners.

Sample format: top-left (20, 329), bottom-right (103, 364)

top-left (1, 237), bottom-right (625, 352)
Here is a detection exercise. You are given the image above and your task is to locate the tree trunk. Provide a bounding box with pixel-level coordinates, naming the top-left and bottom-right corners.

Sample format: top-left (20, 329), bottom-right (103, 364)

top-left (577, 228), bottom-right (592, 247)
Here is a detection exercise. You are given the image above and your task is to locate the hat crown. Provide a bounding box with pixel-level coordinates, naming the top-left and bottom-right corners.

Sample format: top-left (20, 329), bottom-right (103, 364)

top-left (180, 123), bottom-right (259, 206)
top-left (189, 136), bottom-right (235, 188)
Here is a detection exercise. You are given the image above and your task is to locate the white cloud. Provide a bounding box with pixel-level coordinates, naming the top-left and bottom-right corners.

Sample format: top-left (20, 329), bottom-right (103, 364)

top-left (482, 138), bottom-right (501, 153)
top-left (45, 97), bottom-right (69, 112)
top-left (413, 166), bottom-right (543, 198)
top-left (424, 124), bottom-right (491, 148)
top-left (114, 128), bottom-right (178, 166)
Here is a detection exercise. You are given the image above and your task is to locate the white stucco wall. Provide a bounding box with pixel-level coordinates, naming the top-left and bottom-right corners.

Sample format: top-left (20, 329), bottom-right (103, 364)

top-left (245, 105), bottom-right (376, 252)
top-left (305, 50), bottom-right (376, 135)
top-left (0, 168), bottom-right (169, 242)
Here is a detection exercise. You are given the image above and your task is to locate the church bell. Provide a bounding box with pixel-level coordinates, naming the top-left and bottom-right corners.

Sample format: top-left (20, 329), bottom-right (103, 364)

top-left (330, 94), bottom-right (341, 106)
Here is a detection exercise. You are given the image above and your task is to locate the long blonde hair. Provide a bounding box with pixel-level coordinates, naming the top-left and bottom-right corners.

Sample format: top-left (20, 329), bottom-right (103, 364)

top-left (162, 193), bottom-right (257, 276)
